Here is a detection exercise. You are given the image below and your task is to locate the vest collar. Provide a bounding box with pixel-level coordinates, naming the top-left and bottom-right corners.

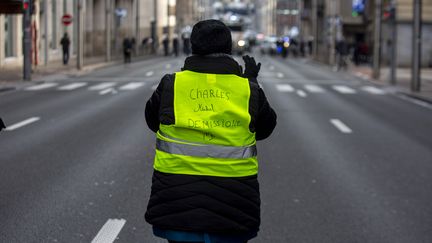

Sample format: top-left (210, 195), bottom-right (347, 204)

top-left (181, 54), bottom-right (243, 76)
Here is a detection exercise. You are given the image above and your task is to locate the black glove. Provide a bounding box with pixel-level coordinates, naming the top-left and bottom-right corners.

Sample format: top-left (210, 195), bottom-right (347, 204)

top-left (0, 118), bottom-right (5, 131)
top-left (242, 55), bottom-right (261, 79)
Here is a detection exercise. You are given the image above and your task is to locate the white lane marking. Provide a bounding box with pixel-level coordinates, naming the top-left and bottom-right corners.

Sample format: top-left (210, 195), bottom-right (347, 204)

top-left (396, 94), bottom-right (432, 110)
top-left (58, 82), bottom-right (87, 90)
top-left (151, 84), bottom-right (158, 91)
top-left (361, 86), bottom-right (386, 95)
top-left (25, 83), bottom-right (58, 91)
top-left (297, 90), bottom-right (307, 98)
top-left (89, 82), bottom-right (116, 91)
top-left (5, 117), bottom-right (40, 131)
top-left (269, 65), bottom-right (275, 71)
top-left (119, 82), bottom-right (145, 90)
top-left (332, 85), bottom-right (357, 94)
top-left (330, 119), bottom-right (353, 134)
top-left (99, 88), bottom-right (117, 95)
top-left (91, 218), bottom-right (126, 243)
top-left (277, 72), bottom-right (284, 78)
top-left (304, 84), bottom-right (325, 93)
top-left (146, 71), bottom-right (154, 77)
top-left (276, 84), bottom-right (294, 92)
top-left (165, 64), bottom-right (172, 69)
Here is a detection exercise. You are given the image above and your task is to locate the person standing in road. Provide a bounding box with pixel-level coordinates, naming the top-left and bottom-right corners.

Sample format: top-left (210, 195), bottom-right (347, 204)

top-left (162, 35), bottom-right (170, 56)
top-left (182, 33), bottom-right (191, 56)
top-left (60, 33), bottom-right (70, 65)
top-left (172, 34), bottom-right (179, 57)
top-left (145, 19), bottom-right (277, 243)
top-left (123, 37), bottom-right (132, 63)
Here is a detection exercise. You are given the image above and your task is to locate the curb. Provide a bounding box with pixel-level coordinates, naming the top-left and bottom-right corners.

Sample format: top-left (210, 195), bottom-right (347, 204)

top-left (396, 91), bottom-right (432, 105)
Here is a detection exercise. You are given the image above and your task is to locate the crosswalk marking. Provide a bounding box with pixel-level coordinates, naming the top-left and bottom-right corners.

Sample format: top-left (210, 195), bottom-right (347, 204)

top-left (58, 82), bottom-right (87, 90)
top-left (146, 71), bottom-right (154, 77)
top-left (20, 82), bottom-right (391, 98)
top-left (88, 82), bottom-right (116, 90)
top-left (304, 84), bottom-right (325, 93)
top-left (276, 84), bottom-right (294, 92)
top-left (330, 119), bottom-right (353, 134)
top-left (91, 219), bottom-right (126, 243)
top-left (25, 83), bottom-right (58, 91)
top-left (297, 90), bottom-right (307, 97)
top-left (332, 85), bottom-right (357, 94)
top-left (5, 117), bottom-right (40, 131)
top-left (361, 86), bottom-right (385, 95)
top-left (277, 72), bottom-right (284, 78)
top-left (119, 82), bottom-right (145, 90)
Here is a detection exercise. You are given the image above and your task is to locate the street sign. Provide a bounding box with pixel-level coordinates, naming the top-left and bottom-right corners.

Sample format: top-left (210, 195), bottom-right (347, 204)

top-left (62, 14), bottom-right (73, 26)
top-left (115, 8), bottom-right (127, 18)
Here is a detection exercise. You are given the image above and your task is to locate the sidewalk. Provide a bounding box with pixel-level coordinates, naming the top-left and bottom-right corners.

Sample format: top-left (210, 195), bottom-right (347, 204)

top-left (0, 56), bottom-right (121, 85)
top-left (350, 65), bottom-right (432, 103)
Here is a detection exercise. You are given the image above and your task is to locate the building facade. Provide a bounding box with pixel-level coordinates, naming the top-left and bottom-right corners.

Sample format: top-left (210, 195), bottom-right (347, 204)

top-left (382, 0), bottom-right (432, 66)
top-left (0, 0), bottom-right (176, 69)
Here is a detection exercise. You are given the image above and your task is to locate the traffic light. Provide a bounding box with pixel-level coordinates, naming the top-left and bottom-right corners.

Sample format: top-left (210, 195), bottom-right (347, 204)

top-left (23, 0), bottom-right (29, 11)
top-left (383, 3), bottom-right (396, 21)
top-left (352, 0), bottom-right (365, 17)
top-left (22, 0), bottom-right (35, 14)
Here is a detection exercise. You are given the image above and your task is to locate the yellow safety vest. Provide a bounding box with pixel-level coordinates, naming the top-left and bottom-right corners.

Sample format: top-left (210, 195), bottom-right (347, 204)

top-left (154, 70), bottom-right (258, 177)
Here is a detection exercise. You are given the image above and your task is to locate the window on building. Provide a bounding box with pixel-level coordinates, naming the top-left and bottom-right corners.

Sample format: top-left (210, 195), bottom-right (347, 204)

top-left (4, 15), bottom-right (14, 57)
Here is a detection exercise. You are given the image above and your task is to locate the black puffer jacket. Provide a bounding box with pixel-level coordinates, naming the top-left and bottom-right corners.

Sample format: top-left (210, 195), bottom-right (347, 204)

top-left (145, 55), bottom-right (277, 234)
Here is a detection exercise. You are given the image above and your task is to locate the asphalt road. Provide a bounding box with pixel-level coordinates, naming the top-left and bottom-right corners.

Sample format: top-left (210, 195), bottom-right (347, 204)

top-left (1, 54), bottom-right (431, 243)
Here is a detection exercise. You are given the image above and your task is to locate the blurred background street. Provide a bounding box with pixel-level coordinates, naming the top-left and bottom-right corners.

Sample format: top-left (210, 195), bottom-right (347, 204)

top-left (1, 0), bottom-right (432, 242)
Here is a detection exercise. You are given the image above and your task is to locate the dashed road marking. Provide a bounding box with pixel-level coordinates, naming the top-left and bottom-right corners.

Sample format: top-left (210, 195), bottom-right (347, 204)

top-left (330, 119), bottom-right (353, 134)
top-left (332, 85), bottom-right (357, 94)
top-left (25, 83), bottom-right (58, 91)
top-left (276, 84), bottom-right (295, 92)
top-left (277, 72), bottom-right (284, 78)
top-left (146, 71), bottom-right (154, 77)
top-left (361, 86), bottom-right (386, 95)
top-left (304, 84), bottom-right (325, 93)
top-left (5, 117), bottom-right (40, 131)
top-left (58, 82), bottom-right (87, 91)
top-left (88, 82), bottom-right (116, 91)
top-left (91, 219), bottom-right (126, 243)
top-left (297, 90), bottom-right (307, 98)
top-left (119, 82), bottom-right (145, 90)
top-left (99, 88), bottom-right (117, 95)
top-left (269, 65), bottom-right (275, 71)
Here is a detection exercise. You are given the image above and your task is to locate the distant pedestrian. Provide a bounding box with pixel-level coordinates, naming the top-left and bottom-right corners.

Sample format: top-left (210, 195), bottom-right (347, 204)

top-left (123, 37), bottom-right (132, 63)
top-left (145, 19), bottom-right (277, 243)
top-left (162, 35), bottom-right (170, 56)
top-left (0, 118), bottom-right (6, 131)
top-left (335, 39), bottom-right (349, 71)
top-left (182, 34), bottom-right (191, 56)
top-left (131, 37), bottom-right (136, 55)
top-left (142, 37), bottom-right (149, 54)
top-left (172, 35), bottom-right (179, 57)
top-left (60, 33), bottom-right (70, 65)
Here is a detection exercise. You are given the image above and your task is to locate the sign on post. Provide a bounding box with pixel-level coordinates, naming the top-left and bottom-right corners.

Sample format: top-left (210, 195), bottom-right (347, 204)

top-left (62, 14), bottom-right (73, 26)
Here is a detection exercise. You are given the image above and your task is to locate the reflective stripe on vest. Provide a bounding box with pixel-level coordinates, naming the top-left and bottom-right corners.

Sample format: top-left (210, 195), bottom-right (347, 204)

top-left (156, 134), bottom-right (257, 159)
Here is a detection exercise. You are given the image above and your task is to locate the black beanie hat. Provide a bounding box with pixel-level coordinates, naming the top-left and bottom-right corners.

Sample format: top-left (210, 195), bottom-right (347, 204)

top-left (191, 19), bottom-right (232, 55)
